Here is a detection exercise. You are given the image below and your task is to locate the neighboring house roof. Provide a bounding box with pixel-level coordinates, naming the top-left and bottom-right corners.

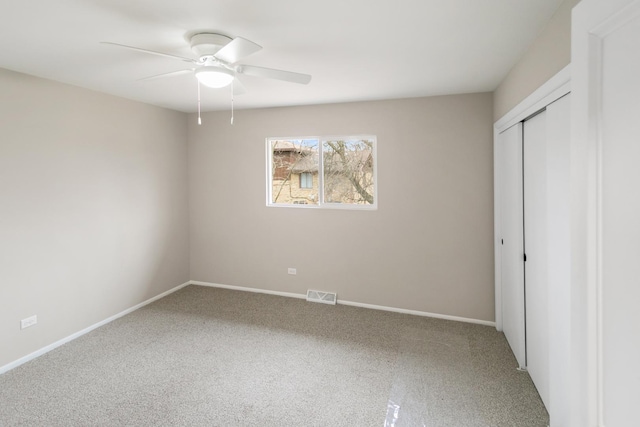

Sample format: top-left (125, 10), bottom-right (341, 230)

top-left (290, 155), bottom-right (318, 173)
top-left (273, 140), bottom-right (373, 174)
top-left (272, 140), bottom-right (315, 154)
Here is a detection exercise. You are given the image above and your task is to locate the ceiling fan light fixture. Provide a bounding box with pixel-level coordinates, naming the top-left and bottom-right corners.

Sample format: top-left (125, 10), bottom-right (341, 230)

top-left (195, 67), bottom-right (234, 88)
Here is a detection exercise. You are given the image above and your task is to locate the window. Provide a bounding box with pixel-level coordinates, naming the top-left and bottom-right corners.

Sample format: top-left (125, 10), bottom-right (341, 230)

top-left (267, 136), bottom-right (377, 209)
top-left (300, 172), bottom-right (313, 189)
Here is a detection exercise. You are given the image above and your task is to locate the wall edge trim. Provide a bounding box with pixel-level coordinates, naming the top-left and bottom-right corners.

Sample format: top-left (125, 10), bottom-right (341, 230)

top-left (0, 281), bottom-right (191, 375)
top-left (191, 281), bottom-right (496, 327)
top-left (337, 299), bottom-right (496, 326)
top-left (1, 279), bottom-right (496, 376)
top-left (190, 280), bottom-right (307, 300)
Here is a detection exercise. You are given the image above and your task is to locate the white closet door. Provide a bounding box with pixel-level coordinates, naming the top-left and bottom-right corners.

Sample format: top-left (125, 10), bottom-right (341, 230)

top-left (545, 94), bottom-right (571, 427)
top-left (498, 123), bottom-right (526, 369)
top-left (523, 111), bottom-right (549, 408)
top-left (494, 70), bottom-right (571, 425)
top-left (572, 0), bottom-right (640, 424)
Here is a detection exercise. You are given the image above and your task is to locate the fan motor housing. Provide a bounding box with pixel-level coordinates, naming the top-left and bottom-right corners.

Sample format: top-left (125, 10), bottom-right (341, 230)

top-left (190, 33), bottom-right (232, 59)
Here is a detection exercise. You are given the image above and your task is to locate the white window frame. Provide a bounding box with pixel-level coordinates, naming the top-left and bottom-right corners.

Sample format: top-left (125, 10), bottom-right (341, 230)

top-left (266, 135), bottom-right (378, 210)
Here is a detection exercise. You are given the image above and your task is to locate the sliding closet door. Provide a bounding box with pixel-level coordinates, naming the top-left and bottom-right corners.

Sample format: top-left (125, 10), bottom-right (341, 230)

top-left (523, 111), bottom-right (549, 408)
top-left (498, 123), bottom-right (526, 369)
top-left (495, 72), bottom-right (571, 425)
top-left (545, 94), bottom-right (571, 426)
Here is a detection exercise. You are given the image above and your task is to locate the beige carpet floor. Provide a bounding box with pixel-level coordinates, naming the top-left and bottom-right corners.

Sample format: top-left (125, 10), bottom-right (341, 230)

top-left (0, 285), bottom-right (548, 426)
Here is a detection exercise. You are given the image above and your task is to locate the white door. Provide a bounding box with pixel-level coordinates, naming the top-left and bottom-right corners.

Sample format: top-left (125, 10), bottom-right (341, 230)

top-left (498, 123), bottom-right (526, 369)
top-left (523, 111), bottom-right (549, 408)
top-left (545, 94), bottom-right (571, 427)
top-left (572, 0), bottom-right (640, 425)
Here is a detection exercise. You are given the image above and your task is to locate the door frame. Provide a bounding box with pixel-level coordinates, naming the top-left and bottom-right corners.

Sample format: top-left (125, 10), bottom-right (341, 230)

top-left (571, 0), bottom-right (640, 425)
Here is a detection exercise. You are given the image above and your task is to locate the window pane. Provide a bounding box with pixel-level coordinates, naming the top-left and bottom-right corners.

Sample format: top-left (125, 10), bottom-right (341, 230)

top-left (300, 172), bottom-right (313, 189)
top-left (322, 138), bottom-right (375, 205)
top-left (270, 139), bottom-right (319, 205)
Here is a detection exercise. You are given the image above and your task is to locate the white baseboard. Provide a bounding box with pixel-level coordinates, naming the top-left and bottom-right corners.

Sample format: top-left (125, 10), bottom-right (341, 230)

top-left (190, 280), bottom-right (307, 300)
top-left (190, 281), bottom-right (496, 327)
top-left (0, 281), bottom-right (191, 375)
top-left (2, 280), bottom-right (495, 375)
top-left (337, 299), bottom-right (496, 327)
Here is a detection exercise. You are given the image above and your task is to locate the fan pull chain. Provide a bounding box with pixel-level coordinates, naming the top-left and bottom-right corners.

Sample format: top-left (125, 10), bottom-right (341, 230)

top-left (197, 81), bottom-right (202, 125)
top-left (230, 81), bottom-right (234, 125)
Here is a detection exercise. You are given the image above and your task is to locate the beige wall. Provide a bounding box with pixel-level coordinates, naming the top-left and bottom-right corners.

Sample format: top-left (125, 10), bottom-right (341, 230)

top-left (0, 0), bottom-right (582, 366)
top-left (493, 0), bottom-right (581, 121)
top-left (0, 68), bottom-right (190, 368)
top-left (188, 93), bottom-right (495, 322)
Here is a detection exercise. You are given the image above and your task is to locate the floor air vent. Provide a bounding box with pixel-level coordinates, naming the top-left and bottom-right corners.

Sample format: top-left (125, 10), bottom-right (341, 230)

top-left (306, 290), bottom-right (337, 305)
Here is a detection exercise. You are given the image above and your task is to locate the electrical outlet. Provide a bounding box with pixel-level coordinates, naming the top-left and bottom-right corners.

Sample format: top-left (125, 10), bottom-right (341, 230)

top-left (288, 268), bottom-right (297, 275)
top-left (21, 315), bottom-right (37, 329)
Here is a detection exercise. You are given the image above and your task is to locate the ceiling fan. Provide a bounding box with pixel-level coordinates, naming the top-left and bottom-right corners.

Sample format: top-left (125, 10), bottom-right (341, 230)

top-left (102, 33), bottom-right (311, 124)
top-left (102, 32), bottom-right (312, 91)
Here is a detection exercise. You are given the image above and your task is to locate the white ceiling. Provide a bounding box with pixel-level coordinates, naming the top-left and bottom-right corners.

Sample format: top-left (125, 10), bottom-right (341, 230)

top-left (0, 0), bottom-right (563, 113)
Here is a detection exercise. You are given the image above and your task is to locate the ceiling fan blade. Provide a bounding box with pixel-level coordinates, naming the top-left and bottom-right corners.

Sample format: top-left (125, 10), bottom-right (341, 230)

top-left (214, 37), bottom-right (262, 64)
top-left (232, 78), bottom-right (247, 96)
top-left (101, 42), bottom-right (197, 63)
top-left (138, 69), bottom-right (194, 81)
top-left (235, 64), bottom-right (312, 85)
